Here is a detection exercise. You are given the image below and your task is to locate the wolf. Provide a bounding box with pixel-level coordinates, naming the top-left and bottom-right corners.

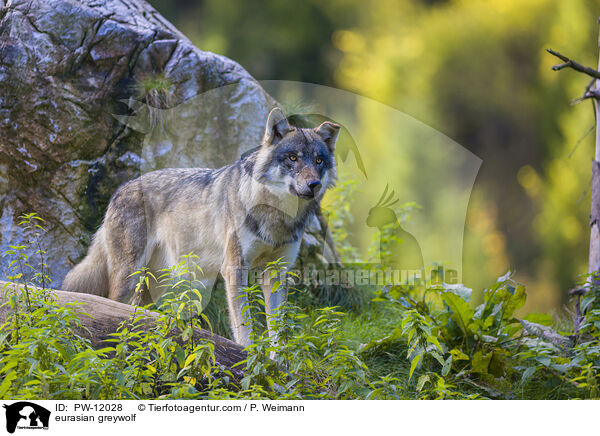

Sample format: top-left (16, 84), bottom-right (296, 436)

top-left (62, 107), bottom-right (340, 346)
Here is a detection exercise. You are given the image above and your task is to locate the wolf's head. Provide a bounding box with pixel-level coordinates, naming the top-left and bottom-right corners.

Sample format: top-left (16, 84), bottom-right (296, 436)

top-left (255, 107), bottom-right (340, 201)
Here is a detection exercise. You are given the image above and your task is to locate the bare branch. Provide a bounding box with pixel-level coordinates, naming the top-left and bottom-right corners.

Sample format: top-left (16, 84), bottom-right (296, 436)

top-left (585, 89), bottom-right (600, 99)
top-left (547, 48), bottom-right (600, 79)
top-left (518, 319), bottom-right (575, 349)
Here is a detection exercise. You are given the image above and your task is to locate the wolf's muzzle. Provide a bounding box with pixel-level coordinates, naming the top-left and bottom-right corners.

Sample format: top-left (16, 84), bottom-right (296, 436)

top-left (308, 179), bottom-right (321, 192)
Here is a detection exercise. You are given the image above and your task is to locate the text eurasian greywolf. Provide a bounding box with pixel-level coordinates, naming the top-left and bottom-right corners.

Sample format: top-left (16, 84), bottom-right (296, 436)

top-left (62, 108), bottom-right (340, 346)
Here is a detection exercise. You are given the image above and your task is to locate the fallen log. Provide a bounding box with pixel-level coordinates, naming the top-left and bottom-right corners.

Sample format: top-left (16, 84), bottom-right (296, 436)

top-left (0, 281), bottom-right (246, 378)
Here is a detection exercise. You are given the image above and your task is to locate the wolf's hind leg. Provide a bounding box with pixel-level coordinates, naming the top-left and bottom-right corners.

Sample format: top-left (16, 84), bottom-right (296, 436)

top-left (106, 238), bottom-right (151, 305)
top-left (108, 262), bottom-right (146, 305)
top-left (103, 190), bottom-right (150, 304)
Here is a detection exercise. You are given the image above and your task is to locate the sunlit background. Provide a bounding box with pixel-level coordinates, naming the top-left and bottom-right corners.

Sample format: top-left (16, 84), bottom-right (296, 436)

top-left (149, 0), bottom-right (600, 312)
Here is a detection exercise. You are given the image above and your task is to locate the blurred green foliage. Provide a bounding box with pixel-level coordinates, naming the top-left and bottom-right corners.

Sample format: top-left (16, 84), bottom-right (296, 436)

top-left (149, 0), bottom-right (600, 310)
top-left (149, 0), bottom-right (355, 85)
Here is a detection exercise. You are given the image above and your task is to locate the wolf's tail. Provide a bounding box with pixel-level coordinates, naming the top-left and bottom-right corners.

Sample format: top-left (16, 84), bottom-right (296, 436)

top-left (62, 226), bottom-right (109, 297)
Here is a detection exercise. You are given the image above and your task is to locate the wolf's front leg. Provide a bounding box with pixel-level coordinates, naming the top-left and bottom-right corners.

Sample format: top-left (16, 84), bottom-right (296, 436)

top-left (222, 232), bottom-right (252, 347)
top-left (263, 269), bottom-right (288, 355)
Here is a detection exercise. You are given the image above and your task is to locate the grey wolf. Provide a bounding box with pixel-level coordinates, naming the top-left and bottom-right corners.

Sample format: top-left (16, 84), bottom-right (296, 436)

top-left (62, 108), bottom-right (340, 346)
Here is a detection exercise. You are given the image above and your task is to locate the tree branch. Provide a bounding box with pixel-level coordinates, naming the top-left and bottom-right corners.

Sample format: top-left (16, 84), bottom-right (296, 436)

top-left (547, 48), bottom-right (600, 79)
top-left (0, 281), bottom-right (247, 378)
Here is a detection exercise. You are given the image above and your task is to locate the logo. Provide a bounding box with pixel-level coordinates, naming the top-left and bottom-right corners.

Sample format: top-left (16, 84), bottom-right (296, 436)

top-left (2, 402), bottom-right (50, 433)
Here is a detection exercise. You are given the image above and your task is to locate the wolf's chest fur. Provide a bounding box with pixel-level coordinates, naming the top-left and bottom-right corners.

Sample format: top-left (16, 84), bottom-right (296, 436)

top-left (243, 202), bottom-right (317, 248)
top-left (238, 226), bottom-right (301, 269)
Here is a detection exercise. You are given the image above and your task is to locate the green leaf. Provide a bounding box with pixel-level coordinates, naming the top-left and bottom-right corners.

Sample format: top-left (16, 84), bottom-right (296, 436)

top-left (442, 355), bottom-right (453, 376)
top-left (426, 335), bottom-right (444, 354)
top-left (471, 351), bottom-right (492, 375)
top-left (450, 349), bottom-right (469, 361)
top-left (416, 374), bottom-right (430, 392)
top-left (535, 356), bottom-right (552, 367)
top-left (441, 291), bottom-right (474, 336)
top-left (182, 327), bottom-right (193, 342)
top-left (184, 353), bottom-right (198, 368)
top-left (443, 284), bottom-right (472, 302)
top-left (502, 285), bottom-right (526, 319)
top-left (0, 372), bottom-right (17, 397)
top-left (581, 296), bottom-right (596, 314)
top-left (408, 354), bottom-right (422, 382)
top-left (154, 343), bottom-right (166, 361)
top-left (431, 351), bottom-right (445, 367)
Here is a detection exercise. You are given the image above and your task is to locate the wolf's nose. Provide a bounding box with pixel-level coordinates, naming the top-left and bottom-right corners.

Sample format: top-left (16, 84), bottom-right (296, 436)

top-left (308, 180), bottom-right (321, 192)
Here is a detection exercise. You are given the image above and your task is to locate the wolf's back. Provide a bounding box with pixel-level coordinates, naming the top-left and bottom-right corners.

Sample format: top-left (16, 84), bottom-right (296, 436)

top-left (61, 226), bottom-right (109, 297)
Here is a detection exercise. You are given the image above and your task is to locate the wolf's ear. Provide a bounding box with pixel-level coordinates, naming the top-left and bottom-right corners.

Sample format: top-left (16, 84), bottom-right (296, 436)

top-left (315, 121), bottom-right (341, 153)
top-left (263, 107), bottom-right (292, 146)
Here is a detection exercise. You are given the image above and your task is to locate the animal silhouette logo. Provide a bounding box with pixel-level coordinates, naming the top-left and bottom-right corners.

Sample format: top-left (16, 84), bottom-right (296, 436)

top-left (367, 184), bottom-right (424, 272)
top-left (2, 402), bottom-right (50, 433)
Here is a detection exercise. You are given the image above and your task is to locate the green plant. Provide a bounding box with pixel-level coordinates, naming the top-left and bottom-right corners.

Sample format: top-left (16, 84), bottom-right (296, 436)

top-left (3, 210), bottom-right (600, 400)
top-left (0, 216), bottom-right (219, 400)
top-left (325, 177), bottom-right (360, 263)
top-left (135, 73), bottom-right (173, 107)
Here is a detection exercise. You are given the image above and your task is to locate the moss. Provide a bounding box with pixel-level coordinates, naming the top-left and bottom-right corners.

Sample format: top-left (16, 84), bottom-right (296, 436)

top-left (135, 73), bottom-right (173, 109)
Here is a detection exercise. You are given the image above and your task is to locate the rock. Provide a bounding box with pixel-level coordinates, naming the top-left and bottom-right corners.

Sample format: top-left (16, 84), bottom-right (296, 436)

top-left (0, 0), bottom-right (277, 285)
top-left (0, 0), bottom-right (262, 282)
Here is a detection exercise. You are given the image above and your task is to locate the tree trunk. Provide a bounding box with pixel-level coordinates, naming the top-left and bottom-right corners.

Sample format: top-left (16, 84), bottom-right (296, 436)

top-left (0, 281), bottom-right (246, 378)
top-left (590, 29), bottom-right (600, 280)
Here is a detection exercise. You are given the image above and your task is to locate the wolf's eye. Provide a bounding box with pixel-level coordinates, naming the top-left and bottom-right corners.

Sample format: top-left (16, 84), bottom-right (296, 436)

top-left (316, 157), bottom-right (323, 165)
top-left (289, 154), bottom-right (297, 162)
